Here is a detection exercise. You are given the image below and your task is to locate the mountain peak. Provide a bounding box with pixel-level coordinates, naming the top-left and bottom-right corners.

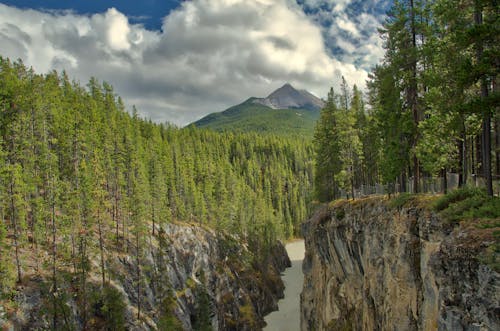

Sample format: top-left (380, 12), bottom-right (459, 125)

top-left (253, 83), bottom-right (324, 111)
top-left (272, 83), bottom-right (297, 94)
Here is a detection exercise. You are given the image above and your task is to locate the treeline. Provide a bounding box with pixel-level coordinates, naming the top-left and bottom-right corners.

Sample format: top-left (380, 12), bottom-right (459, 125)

top-left (314, 0), bottom-right (499, 201)
top-left (0, 57), bottom-right (313, 299)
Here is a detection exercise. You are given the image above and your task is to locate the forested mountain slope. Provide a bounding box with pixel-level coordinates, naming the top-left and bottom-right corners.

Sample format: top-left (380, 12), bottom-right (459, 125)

top-left (191, 84), bottom-right (322, 137)
top-left (0, 57), bottom-right (314, 329)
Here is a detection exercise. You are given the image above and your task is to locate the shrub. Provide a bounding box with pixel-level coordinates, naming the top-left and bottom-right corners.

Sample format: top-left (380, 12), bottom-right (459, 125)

top-left (91, 285), bottom-right (126, 331)
top-left (388, 193), bottom-right (415, 209)
top-left (433, 187), bottom-right (500, 223)
top-left (433, 187), bottom-right (486, 212)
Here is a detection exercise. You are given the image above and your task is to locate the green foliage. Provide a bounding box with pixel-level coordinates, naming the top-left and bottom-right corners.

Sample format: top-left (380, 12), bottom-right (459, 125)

top-left (157, 295), bottom-right (183, 331)
top-left (433, 188), bottom-right (500, 223)
top-left (88, 284), bottom-right (126, 331)
top-left (388, 193), bottom-right (416, 209)
top-left (100, 285), bottom-right (127, 331)
top-left (0, 57), bottom-right (314, 327)
top-left (313, 82), bottom-right (371, 201)
top-left (433, 187), bottom-right (487, 211)
top-left (313, 88), bottom-right (342, 201)
top-left (0, 252), bottom-right (15, 299)
top-left (364, 0), bottom-right (499, 196)
top-left (335, 208), bottom-right (346, 221)
top-left (191, 270), bottom-right (213, 331)
top-left (238, 303), bottom-right (258, 330)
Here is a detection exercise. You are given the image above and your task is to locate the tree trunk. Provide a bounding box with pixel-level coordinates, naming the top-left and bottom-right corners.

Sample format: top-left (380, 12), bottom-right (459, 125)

top-left (80, 233), bottom-right (88, 330)
top-left (51, 177), bottom-right (57, 331)
top-left (136, 233), bottom-right (141, 321)
top-left (410, 0), bottom-right (420, 193)
top-left (97, 209), bottom-right (106, 287)
top-left (496, 109), bottom-right (500, 180)
top-left (482, 88), bottom-right (493, 195)
top-left (475, 2), bottom-right (493, 196)
top-left (494, 78), bottom-right (500, 180)
top-left (459, 128), bottom-right (468, 187)
top-left (401, 169), bottom-right (407, 193)
top-left (9, 181), bottom-right (22, 284)
top-left (471, 136), bottom-right (476, 177)
top-left (152, 201), bottom-right (155, 236)
top-left (442, 168), bottom-right (448, 194)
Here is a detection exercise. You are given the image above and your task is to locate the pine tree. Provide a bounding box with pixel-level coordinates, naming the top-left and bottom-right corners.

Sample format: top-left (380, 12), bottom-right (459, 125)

top-left (313, 88), bottom-right (342, 201)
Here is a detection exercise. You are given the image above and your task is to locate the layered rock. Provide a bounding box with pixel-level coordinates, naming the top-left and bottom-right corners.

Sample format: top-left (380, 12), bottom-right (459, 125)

top-left (301, 197), bottom-right (499, 330)
top-left (5, 222), bottom-right (290, 330)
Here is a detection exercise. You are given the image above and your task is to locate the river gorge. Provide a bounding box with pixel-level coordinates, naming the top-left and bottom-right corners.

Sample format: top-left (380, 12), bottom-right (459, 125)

top-left (264, 240), bottom-right (305, 331)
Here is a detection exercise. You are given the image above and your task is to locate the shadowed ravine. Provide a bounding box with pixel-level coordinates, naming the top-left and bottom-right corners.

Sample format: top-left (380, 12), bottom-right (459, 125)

top-left (264, 240), bottom-right (305, 331)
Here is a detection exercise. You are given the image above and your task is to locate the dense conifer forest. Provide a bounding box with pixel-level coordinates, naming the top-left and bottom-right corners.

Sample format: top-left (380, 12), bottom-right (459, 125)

top-left (0, 0), bottom-right (498, 329)
top-left (314, 0), bottom-right (499, 201)
top-left (0, 57), bottom-right (313, 323)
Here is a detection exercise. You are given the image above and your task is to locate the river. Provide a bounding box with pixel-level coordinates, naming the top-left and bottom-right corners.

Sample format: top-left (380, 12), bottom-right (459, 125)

top-left (264, 240), bottom-right (305, 331)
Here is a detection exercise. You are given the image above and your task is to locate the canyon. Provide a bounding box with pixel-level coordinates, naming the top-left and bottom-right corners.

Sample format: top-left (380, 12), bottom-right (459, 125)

top-left (301, 197), bottom-right (499, 330)
top-left (2, 222), bottom-right (290, 330)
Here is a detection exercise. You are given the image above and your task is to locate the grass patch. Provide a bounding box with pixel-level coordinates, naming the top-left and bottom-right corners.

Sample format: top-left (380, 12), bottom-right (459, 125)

top-left (434, 188), bottom-right (499, 272)
top-left (433, 187), bottom-right (487, 212)
top-left (388, 193), bottom-right (415, 209)
top-left (433, 188), bottom-right (500, 223)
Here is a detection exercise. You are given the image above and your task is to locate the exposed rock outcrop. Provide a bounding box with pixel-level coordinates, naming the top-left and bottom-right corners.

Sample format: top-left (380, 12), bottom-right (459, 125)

top-left (5, 222), bottom-right (290, 330)
top-left (252, 83), bottom-right (325, 111)
top-left (301, 197), bottom-right (499, 331)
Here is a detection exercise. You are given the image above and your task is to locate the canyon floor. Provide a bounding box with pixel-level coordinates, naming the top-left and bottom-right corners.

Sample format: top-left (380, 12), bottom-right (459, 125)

top-left (264, 240), bottom-right (305, 331)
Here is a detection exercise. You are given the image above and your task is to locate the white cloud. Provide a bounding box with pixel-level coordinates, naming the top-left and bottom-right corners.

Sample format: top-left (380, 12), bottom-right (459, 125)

top-left (0, 1), bottom-right (377, 125)
top-left (299, 0), bottom-right (386, 73)
top-left (337, 15), bottom-right (360, 37)
top-left (300, 0), bottom-right (354, 13)
top-left (104, 8), bottom-right (132, 51)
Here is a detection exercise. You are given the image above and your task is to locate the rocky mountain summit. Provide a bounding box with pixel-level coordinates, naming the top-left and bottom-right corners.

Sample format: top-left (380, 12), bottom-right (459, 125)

top-left (191, 83), bottom-right (323, 136)
top-left (252, 83), bottom-right (324, 111)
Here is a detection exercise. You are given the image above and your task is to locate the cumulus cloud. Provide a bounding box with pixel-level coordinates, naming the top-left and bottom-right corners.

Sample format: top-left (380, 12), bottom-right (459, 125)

top-left (298, 0), bottom-right (387, 72)
top-left (0, 0), bottom-right (382, 125)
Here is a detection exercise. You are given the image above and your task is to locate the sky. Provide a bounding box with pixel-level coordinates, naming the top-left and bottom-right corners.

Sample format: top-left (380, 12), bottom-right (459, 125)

top-left (0, 0), bottom-right (391, 126)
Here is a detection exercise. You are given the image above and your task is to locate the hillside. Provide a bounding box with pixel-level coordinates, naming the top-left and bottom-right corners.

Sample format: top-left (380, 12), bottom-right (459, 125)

top-left (191, 84), bottom-right (323, 137)
top-left (0, 58), bottom-right (314, 330)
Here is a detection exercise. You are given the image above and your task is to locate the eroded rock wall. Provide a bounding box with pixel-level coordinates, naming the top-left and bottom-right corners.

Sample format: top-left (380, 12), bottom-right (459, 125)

top-left (7, 222), bottom-right (290, 331)
top-left (301, 198), bottom-right (499, 331)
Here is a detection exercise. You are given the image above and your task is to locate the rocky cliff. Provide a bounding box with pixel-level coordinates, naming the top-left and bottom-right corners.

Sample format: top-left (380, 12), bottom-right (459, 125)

top-left (301, 197), bottom-right (499, 330)
top-left (3, 222), bottom-right (290, 330)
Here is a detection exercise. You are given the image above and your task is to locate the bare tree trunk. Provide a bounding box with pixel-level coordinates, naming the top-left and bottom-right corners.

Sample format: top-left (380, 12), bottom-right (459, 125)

top-left (459, 128), bottom-right (468, 187)
top-left (442, 169), bottom-right (448, 194)
top-left (475, 2), bottom-right (493, 196)
top-left (494, 78), bottom-right (500, 180)
top-left (410, 0), bottom-right (420, 193)
top-left (152, 201), bottom-right (156, 236)
top-left (496, 110), bottom-right (500, 180)
top-left (136, 233), bottom-right (141, 321)
top-left (97, 209), bottom-right (106, 287)
top-left (51, 176), bottom-right (57, 331)
top-left (9, 181), bottom-right (22, 283)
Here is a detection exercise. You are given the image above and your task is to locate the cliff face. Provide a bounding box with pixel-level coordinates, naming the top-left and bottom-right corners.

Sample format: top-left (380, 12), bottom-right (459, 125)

top-left (301, 198), bottom-right (499, 331)
top-left (4, 222), bottom-right (290, 330)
